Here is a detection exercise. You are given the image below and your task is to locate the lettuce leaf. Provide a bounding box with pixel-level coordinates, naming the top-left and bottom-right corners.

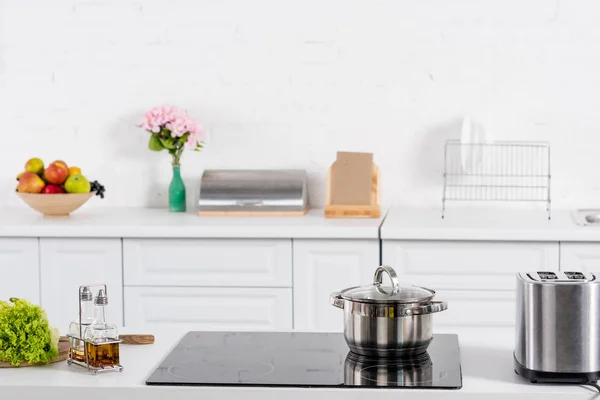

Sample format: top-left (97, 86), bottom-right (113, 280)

top-left (0, 298), bottom-right (59, 366)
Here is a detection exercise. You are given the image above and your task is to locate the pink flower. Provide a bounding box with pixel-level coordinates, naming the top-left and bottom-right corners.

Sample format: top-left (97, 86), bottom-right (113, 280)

top-left (165, 115), bottom-right (187, 137)
top-left (185, 133), bottom-right (199, 148)
top-left (141, 105), bottom-right (204, 148)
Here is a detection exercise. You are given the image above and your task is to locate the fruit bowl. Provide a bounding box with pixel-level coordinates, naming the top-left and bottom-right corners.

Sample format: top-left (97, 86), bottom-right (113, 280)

top-left (17, 192), bottom-right (95, 217)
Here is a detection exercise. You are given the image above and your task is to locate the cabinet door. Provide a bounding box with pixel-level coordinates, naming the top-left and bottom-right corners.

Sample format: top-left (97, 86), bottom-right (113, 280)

top-left (124, 287), bottom-right (292, 330)
top-left (433, 290), bottom-right (516, 328)
top-left (560, 243), bottom-right (600, 272)
top-left (382, 240), bottom-right (558, 328)
top-left (124, 239), bottom-right (292, 287)
top-left (293, 239), bottom-right (379, 331)
top-left (40, 238), bottom-right (123, 333)
top-left (382, 240), bottom-right (559, 290)
top-left (0, 238), bottom-right (39, 304)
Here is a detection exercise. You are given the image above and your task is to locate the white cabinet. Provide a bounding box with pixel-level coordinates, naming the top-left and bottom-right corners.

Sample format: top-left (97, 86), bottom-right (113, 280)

top-left (292, 239), bottom-right (379, 331)
top-left (560, 243), bottom-right (600, 272)
top-left (382, 240), bottom-right (559, 290)
top-left (0, 238), bottom-right (39, 304)
top-left (432, 289), bottom-right (516, 328)
top-left (124, 239), bottom-right (292, 287)
top-left (124, 287), bottom-right (292, 330)
top-left (123, 238), bottom-right (293, 331)
top-left (40, 238), bottom-right (123, 333)
top-left (382, 240), bottom-right (559, 327)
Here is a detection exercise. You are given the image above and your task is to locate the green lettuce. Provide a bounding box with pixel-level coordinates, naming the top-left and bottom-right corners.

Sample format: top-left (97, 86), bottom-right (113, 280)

top-left (0, 298), bottom-right (59, 366)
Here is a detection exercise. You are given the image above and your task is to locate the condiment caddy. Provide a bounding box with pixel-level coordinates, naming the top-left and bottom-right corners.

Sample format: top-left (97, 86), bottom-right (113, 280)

top-left (67, 284), bottom-right (123, 374)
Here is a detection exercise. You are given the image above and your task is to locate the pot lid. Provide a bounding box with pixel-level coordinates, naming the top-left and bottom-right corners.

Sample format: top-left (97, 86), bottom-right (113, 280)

top-left (340, 266), bottom-right (435, 303)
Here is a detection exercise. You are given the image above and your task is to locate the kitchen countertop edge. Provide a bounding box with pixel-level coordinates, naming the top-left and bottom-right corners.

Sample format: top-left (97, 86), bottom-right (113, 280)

top-left (0, 207), bottom-right (384, 240)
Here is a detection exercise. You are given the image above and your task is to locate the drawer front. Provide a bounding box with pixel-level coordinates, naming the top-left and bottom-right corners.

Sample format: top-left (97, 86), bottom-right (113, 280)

top-left (124, 287), bottom-right (292, 330)
top-left (0, 238), bottom-right (39, 304)
top-left (433, 290), bottom-right (516, 327)
top-left (560, 243), bottom-right (600, 272)
top-left (382, 240), bottom-right (559, 290)
top-left (124, 239), bottom-right (292, 287)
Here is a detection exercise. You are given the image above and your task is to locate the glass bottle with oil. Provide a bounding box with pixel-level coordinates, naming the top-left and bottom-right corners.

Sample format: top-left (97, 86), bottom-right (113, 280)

top-left (83, 288), bottom-right (120, 368)
top-left (68, 286), bottom-right (94, 363)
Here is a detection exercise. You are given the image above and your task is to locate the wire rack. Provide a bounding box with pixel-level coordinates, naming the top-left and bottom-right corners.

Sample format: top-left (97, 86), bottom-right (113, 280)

top-left (442, 140), bottom-right (551, 219)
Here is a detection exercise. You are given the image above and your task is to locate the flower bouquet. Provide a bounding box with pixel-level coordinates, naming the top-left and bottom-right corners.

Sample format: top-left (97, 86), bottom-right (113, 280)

top-left (141, 106), bottom-right (204, 212)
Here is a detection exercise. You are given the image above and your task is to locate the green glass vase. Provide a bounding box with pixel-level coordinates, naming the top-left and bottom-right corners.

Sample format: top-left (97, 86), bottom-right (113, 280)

top-left (169, 165), bottom-right (186, 212)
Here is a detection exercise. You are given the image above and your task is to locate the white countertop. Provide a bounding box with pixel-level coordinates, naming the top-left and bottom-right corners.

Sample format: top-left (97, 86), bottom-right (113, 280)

top-left (5, 206), bottom-right (600, 242)
top-left (0, 207), bottom-right (383, 239)
top-left (381, 207), bottom-right (600, 242)
top-left (0, 327), bottom-right (594, 400)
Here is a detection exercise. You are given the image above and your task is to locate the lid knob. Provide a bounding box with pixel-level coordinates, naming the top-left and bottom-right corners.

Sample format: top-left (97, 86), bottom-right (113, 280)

top-left (373, 265), bottom-right (400, 295)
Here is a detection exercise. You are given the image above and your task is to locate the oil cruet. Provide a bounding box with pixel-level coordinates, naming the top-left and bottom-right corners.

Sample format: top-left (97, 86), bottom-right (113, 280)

top-left (67, 286), bottom-right (93, 363)
top-left (67, 284), bottom-right (123, 374)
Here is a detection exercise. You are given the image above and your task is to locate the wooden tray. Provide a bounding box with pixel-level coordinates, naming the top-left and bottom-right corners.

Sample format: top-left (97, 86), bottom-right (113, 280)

top-left (199, 206), bottom-right (310, 217)
top-left (0, 337), bottom-right (69, 368)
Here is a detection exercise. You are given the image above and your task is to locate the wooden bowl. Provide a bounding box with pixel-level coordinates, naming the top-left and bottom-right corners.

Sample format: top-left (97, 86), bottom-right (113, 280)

top-left (17, 192), bottom-right (95, 217)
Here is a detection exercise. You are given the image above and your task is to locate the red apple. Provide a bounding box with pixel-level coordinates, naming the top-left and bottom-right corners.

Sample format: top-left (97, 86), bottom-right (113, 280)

top-left (44, 163), bottom-right (69, 184)
top-left (17, 172), bottom-right (45, 193)
top-left (52, 160), bottom-right (69, 172)
top-left (41, 184), bottom-right (65, 194)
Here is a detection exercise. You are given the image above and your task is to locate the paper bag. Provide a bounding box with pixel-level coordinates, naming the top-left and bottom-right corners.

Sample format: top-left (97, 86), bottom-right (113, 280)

top-left (330, 151), bottom-right (373, 205)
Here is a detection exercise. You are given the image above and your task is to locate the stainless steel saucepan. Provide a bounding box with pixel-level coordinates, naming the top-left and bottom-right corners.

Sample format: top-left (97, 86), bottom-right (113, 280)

top-left (330, 265), bottom-right (448, 358)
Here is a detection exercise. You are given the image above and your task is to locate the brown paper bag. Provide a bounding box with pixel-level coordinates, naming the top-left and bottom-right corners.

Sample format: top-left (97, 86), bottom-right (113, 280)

top-left (330, 152), bottom-right (373, 205)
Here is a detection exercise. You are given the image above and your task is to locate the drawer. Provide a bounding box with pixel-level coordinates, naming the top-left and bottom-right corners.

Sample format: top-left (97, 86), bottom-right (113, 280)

top-left (382, 240), bottom-right (558, 290)
top-left (124, 239), bottom-right (292, 287)
top-left (433, 290), bottom-right (515, 328)
top-left (560, 243), bottom-right (600, 272)
top-left (124, 287), bottom-right (292, 330)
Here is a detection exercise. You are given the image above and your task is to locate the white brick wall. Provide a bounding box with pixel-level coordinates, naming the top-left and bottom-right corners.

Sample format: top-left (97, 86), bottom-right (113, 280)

top-left (1, 0), bottom-right (600, 210)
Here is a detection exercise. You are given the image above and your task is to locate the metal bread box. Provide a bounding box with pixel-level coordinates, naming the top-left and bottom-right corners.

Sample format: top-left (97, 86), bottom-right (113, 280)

top-left (198, 170), bottom-right (310, 216)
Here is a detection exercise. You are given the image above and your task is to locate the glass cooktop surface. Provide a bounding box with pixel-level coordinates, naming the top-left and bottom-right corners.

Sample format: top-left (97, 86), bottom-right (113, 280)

top-left (146, 332), bottom-right (462, 389)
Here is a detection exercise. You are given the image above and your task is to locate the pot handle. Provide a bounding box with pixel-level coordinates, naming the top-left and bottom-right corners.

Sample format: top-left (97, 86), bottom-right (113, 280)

top-left (403, 301), bottom-right (448, 316)
top-left (373, 265), bottom-right (400, 295)
top-left (330, 292), bottom-right (344, 309)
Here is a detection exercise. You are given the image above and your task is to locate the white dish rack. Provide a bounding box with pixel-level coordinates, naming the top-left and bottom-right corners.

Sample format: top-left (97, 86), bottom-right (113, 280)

top-left (442, 140), bottom-right (551, 219)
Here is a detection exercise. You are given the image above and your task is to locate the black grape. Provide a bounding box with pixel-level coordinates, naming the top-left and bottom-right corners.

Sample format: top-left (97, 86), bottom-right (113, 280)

top-left (90, 180), bottom-right (106, 199)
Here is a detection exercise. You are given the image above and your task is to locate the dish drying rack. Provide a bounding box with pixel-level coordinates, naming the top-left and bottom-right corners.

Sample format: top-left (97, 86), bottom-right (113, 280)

top-left (442, 140), bottom-right (551, 219)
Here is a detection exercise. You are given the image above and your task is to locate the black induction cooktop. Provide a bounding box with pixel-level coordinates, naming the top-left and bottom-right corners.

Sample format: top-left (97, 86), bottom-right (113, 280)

top-left (146, 332), bottom-right (462, 389)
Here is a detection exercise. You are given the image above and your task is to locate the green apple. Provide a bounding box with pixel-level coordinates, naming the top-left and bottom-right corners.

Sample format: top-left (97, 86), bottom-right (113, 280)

top-left (64, 174), bottom-right (91, 194)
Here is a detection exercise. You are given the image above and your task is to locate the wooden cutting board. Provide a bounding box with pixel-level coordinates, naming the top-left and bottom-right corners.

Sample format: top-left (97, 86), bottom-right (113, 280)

top-left (0, 334), bottom-right (154, 368)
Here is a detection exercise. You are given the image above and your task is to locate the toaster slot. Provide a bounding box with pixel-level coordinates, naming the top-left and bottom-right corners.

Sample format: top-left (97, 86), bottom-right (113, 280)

top-left (537, 271), bottom-right (557, 280)
top-left (564, 271), bottom-right (586, 280)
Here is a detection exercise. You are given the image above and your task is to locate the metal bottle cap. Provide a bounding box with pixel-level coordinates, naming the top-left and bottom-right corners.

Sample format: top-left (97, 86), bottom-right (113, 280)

top-left (80, 286), bottom-right (93, 301)
top-left (94, 289), bottom-right (108, 305)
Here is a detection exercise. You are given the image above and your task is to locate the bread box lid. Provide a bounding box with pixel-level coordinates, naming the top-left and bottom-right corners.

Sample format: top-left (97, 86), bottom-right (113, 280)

top-left (198, 170), bottom-right (309, 213)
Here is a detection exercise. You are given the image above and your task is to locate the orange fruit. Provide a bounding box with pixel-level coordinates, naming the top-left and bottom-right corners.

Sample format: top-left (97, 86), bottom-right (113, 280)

top-left (69, 166), bottom-right (81, 175)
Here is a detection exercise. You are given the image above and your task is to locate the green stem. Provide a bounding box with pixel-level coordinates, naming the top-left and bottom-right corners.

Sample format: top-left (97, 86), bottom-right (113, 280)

top-left (169, 147), bottom-right (185, 166)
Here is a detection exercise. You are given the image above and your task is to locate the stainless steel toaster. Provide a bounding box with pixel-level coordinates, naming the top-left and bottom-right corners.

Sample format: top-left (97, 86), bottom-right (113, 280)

top-left (515, 271), bottom-right (600, 384)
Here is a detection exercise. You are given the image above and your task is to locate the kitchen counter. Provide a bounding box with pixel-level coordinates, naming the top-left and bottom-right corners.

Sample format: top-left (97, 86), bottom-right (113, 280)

top-left (5, 206), bottom-right (600, 242)
top-left (0, 327), bottom-right (595, 400)
top-left (381, 207), bottom-right (600, 242)
top-left (0, 207), bottom-right (383, 239)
